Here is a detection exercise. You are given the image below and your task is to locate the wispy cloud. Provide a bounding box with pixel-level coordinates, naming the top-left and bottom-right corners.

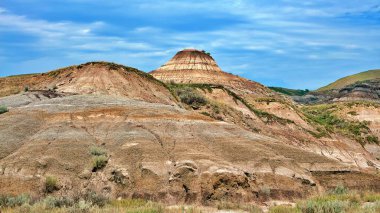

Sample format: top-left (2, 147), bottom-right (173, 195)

top-left (0, 0), bottom-right (379, 89)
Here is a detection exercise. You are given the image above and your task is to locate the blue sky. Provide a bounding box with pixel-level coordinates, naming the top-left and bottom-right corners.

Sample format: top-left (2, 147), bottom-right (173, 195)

top-left (0, 0), bottom-right (379, 89)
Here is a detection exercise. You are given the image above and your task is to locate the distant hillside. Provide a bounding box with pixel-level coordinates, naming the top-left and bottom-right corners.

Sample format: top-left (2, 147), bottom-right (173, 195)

top-left (317, 69), bottom-right (380, 92)
top-left (269, 86), bottom-right (309, 96)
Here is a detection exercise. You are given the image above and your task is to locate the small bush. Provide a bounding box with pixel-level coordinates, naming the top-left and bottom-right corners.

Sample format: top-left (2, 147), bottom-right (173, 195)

top-left (366, 135), bottom-right (379, 144)
top-left (90, 146), bottom-right (107, 156)
top-left (176, 87), bottom-right (207, 109)
top-left (347, 111), bottom-right (358, 116)
top-left (45, 176), bottom-right (59, 193)
top-left (24, 86), bottom-right (29, 92)
top-left (330, 185), bottom-right (349, 195)
top-left (0, 194), bottom-right (30, 207)
top-left (43, 196), bottom-right (74, 208)
top-left (84, 191), bottom-right (109, 207)
top-left (260, 186), bottom-right (271, 197)
top-left (92, 155), bottom-right (108, 171)
top-left (0, 106), bottom-right (8, 114)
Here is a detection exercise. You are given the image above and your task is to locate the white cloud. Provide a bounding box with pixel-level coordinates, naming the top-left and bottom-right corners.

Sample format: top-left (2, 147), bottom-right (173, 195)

top-left (0, 7), bottom-right (154, 52)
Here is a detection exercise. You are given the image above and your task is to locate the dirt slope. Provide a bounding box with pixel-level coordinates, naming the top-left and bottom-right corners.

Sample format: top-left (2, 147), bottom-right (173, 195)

top-left (0, 62), bottom-right (175, 105)
top-left (152, 49), bottom-right (380, 170)
top-left (1, 94), bottom-right (372, 204)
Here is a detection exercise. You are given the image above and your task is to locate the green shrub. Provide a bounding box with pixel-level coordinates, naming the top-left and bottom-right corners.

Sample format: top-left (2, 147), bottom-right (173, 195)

top-left (268, 87), bottom-right (309, 96)
top-left (84, 191), bottom-right (109, 207)
top-left (45, 176), bottom-right (58, 193)
top-left (366, 135), bottom-right (379, 144)
top-left (90, 146), bottom-right (107, 156)
top-left (302, 104), bottom-right (376, 145)
top-left (0, 194), bottom-right (31, 207)
top-left (24, 86), bottom-right (29, 92)
top-left (92, 155), bottom-right (108, 171)
top-left (176, 87), bottom-right (207, 109)
top-left (298, 200), bottom-right (350, 213)
top-left (0, 106), bottom-right (8, 114)
top-left (330, 185), bottom-right (349, 195)
top-left (43, 196), bottom-right (74, 208)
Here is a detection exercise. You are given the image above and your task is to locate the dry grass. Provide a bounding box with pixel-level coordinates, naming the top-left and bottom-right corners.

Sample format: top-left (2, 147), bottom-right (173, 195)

top-left (2, 186), bottom-right (380, 213)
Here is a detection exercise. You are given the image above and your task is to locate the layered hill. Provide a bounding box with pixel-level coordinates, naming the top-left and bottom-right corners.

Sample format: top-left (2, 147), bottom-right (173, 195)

top-left (0, 60), bottom-right (379, 205)
top-left (151, 49), bottom-right (380, 168)
top-left (151, 49), bottom-right (271, 96)
top-left (317, 69), bottom-right (380, 92)
top-left (0, 62), bottom-right (175, 105)
top-left (293, 78), bottom-right (380, 104)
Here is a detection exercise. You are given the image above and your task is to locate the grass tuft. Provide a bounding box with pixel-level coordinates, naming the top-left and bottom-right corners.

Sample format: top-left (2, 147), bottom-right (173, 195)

top-left (92, 155), bottom-right (108, 172)
top-left (45, 176), bottom-right (59, 193)
top-left (0, 106), bottom-right (8, 114)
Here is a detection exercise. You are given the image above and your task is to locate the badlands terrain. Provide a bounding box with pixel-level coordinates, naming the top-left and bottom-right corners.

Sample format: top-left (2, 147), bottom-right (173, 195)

top-left (0, 49), bottom-right (379, 212)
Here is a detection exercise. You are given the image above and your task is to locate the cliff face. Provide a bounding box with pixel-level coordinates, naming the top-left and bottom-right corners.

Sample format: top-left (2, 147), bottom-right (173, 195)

top-left (334, 79), bottom-right (380, 101)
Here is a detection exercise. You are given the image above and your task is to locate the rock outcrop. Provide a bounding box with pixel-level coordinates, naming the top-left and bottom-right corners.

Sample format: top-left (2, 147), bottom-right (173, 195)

top-left (292, 79), bottom-right (380, 104)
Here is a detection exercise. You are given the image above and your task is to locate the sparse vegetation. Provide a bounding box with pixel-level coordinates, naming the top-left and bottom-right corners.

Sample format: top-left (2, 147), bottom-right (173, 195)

top-left (302, 104), bottom-right (379, 145)
top-left (169, 84), bottom-right (208, 109)
top-left (89, 146), bottom-right (108, 171)
top-left (90, 146), bottom-right (107, 156)
top-left (0, 106), bottom-right (8, 114)
top-left (92, 155), bottom-right (108, 171)
top-left (216, 201), bottom-right (262, 213)
top-left (24, 86), bottom-right (29, 92)
top-left (267, 187), bottom-right (380, 213)
top-left (269, 87), bottom-right (310, 96)
top-left (2, 189), bottom-right (380, 213)
top-left (168, 83), bottom-right (294, 125)
top-left (45, 176), bottom-right (59, 193)
top-left (269, 205), bottom-right (300, 213)
top-left (330, 184), bottom-right (349, 195)
top-left (201, 50), bottom-right (211, 56)
top-left (0, 194), bottom-right (31, 208)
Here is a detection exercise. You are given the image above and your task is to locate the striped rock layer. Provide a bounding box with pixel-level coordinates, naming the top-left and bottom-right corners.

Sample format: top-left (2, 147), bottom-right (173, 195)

top-left (151, 49), bottom-right (271, 96)
top-left (154, 49), bottom-right (222, 73)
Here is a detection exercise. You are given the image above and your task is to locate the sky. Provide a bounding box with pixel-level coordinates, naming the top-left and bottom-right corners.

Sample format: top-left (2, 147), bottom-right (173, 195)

top-left (0, 0), bottom-right (379, 89)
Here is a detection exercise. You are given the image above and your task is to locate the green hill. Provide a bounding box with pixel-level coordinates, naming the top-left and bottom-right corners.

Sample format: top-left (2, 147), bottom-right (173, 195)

top-left (268, 87), bottom-right (309, 96)
top-left (317, 69), bottom-right (380, 92)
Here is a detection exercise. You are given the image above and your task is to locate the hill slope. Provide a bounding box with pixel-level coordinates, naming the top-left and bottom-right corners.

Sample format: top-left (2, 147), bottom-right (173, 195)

top-left (268, 87), bottom-right (309, 96)
top-left (317, 69), bottom-right (380, 92)
top-left (0, 62), bottom-right (175, 105)
top-left (0, 60), bottom-right (380, 205)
